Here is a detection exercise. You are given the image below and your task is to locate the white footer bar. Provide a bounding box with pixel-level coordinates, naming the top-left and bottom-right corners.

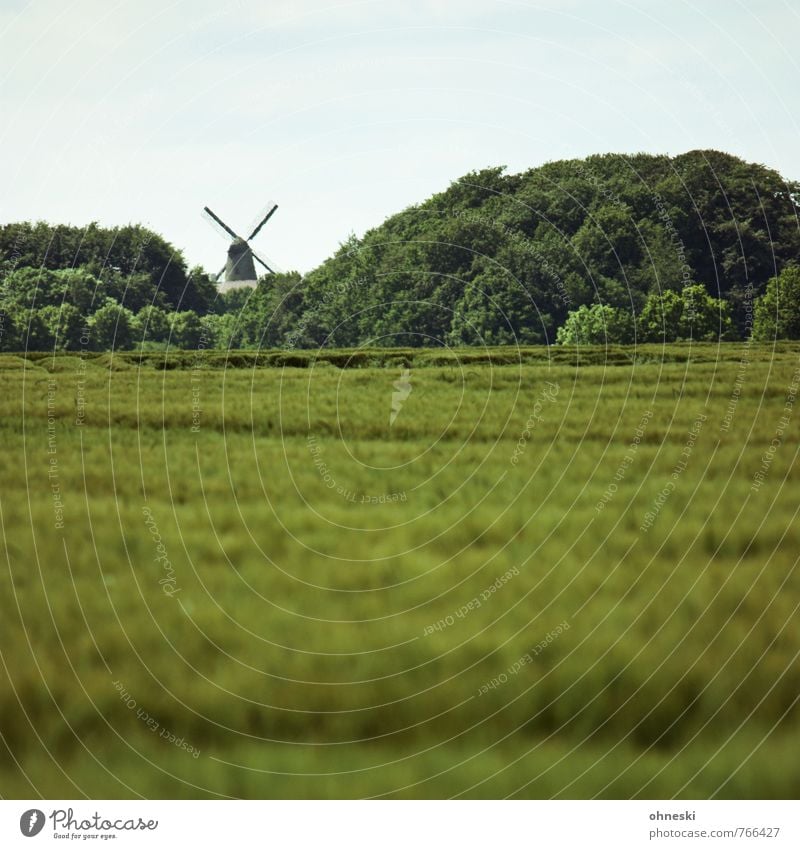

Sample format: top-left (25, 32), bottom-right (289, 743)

top-left (2, 800), bottom-right (796, 848)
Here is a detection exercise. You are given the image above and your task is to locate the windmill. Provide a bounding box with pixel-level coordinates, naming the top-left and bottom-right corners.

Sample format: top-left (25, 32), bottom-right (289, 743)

top-left (203, 203), bottom-right (279, 292)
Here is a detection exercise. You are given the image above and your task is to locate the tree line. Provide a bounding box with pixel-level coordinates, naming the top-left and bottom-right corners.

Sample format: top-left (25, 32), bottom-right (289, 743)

top-left (0, 223), bottom-right (303, 351)
top-left (2, 149), bottom-right (800, 352)
top-left (285, 149), bottom-right (800, 347)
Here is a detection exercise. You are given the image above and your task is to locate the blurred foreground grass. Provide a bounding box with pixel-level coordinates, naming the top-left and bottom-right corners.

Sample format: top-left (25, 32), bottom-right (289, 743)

top-left (0, 343), bottom-right (798, 798)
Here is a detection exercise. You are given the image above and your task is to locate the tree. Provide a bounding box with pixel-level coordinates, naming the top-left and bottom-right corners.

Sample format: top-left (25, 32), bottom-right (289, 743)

top-left (219, 287), bottom-right (252, 315)
top-left (37, 304), bottom-right (84, 350)
top-left (201, 313), bottom-right (243, 349)
top-left (59, 268), bottom-right (105, 314)
top-left (1, 268), bottom-right (109, 321)
top-left (99, 268), bottom-right (168, 313)
top-left (170, 311), bottom-right (204, 349)
top-left (679, 284), bottom-right (734, 340)
top-left (249, 272), bottom-right (306, 348)
top-left (89, 299), bottom-right (135, 350)
top-left (179, 266), bottom-right (219, 315)
top-left (449, 260), bottom-right (552, 346)
top-left (0, 222), bottom-right (192, 311)
top-left (1, 267), bottom-right (66, 310)
top-left (639, 289), bottom-right (684, 342)
top-left (752, 265), bottom-right (800, 340)
top-left (556, 303), bottom-right (635, 345)
top-left (0, 306), bottom-right (24, 351)
top-left (135, 305), bottom-right (171, 345)
top-left (5, 306), bottom-right (50, 351)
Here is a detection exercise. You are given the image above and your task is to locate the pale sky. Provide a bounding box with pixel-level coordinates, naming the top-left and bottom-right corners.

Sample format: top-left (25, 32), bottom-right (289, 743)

top-left (2, 0), bottom-right (799, 274)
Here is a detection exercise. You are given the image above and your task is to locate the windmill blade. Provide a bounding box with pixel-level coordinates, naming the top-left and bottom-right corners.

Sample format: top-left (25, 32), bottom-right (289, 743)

top-left (247, 204), bottom-right (278, 241)
top-left (214, 263), bottom-right (227, 282)
top-left (203, 206), bottom-right (244, 242)
top-left (252, 251), bottom-right (276, 275)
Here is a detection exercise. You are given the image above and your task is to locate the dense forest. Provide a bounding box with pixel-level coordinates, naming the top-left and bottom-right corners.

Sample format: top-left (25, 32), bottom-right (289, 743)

top-left (1, 149), bottom-right (799, 351)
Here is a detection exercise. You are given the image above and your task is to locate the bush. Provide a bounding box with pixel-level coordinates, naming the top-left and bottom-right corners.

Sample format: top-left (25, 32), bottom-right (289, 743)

top-left (556, 303), bottom-right (635, 345)
top-left (639, 285), bottom-right (733, 342)
top-left (752, 265), bottom-right (800, 340)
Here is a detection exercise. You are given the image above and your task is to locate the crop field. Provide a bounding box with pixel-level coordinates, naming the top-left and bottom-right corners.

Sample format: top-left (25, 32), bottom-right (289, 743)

top-left (0, 342), bottom-right (799, 799)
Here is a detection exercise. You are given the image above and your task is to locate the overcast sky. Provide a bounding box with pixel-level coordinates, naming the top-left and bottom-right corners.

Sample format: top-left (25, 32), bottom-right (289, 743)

top-left (2, 0), bottom-right (799, 274)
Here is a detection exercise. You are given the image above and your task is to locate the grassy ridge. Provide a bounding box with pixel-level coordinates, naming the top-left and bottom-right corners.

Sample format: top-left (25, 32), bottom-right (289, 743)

top-left (0, 344), bottom-right (798, 798)
top-left (14, 340), bottom-right (800, 371)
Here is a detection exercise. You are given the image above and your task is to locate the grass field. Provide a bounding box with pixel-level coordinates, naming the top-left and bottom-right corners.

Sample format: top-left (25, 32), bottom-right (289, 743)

top-left (0, 342), bottom-right (798, 799)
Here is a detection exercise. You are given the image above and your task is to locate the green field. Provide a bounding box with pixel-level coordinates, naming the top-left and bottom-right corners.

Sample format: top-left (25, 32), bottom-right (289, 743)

top-left (1, 343), bottom-right (798, 799)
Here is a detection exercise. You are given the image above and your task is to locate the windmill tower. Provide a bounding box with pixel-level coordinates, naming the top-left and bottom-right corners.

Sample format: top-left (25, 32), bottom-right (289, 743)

top-left (203, 203), bottom-right (279, 292)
